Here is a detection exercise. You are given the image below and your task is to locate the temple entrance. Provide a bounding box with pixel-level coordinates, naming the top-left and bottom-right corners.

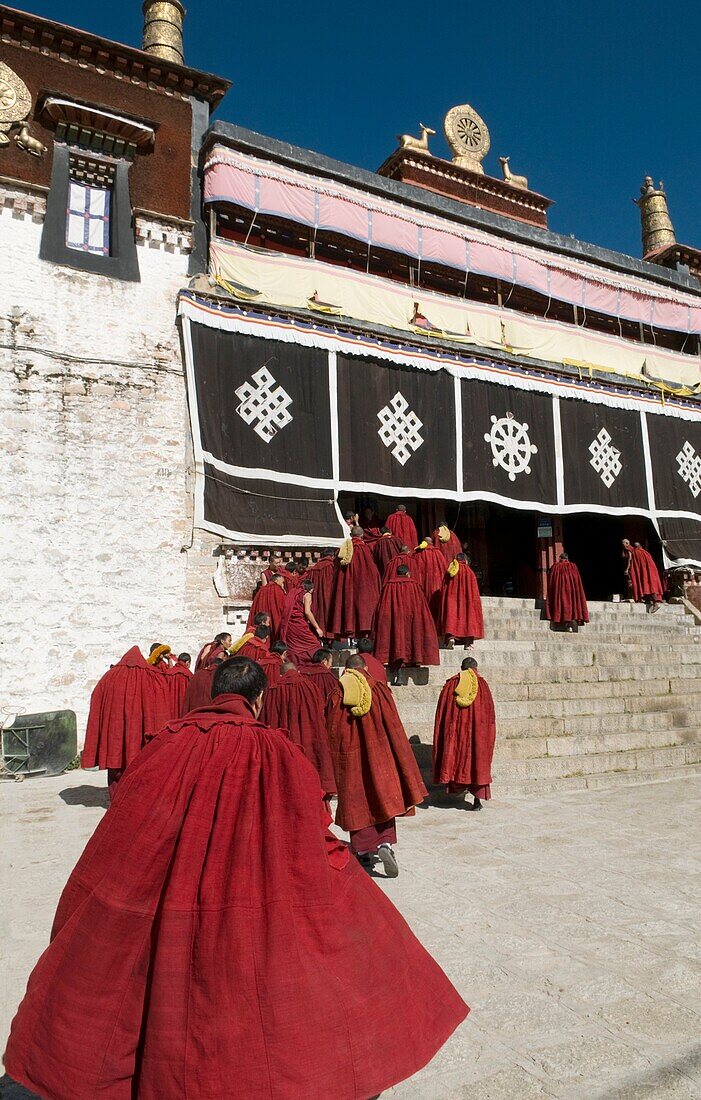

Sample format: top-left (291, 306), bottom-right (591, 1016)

top-left (340, 492), bottom-right (665, 600)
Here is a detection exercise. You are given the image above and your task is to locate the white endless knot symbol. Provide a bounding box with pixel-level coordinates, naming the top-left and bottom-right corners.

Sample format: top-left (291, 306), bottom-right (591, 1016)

top-left (235, 366), bottom-right (293, 443)
top-left (676, 440), bottom-right (701, 499)
top-left (484, 414), bottom-right (537, 482)
top-left (589, 428), bottom-right (622, 488)
top-left (377, 392), bottom-right (424, 466)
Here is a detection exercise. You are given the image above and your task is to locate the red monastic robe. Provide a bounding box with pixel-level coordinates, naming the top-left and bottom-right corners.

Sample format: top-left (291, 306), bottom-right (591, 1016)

top-left (255, 651), bottom-right (285, 686)
top-left (373, 576), bottom-right (440, 666)
top-left (386, 510), bottom-right (418, 551)
top-left (81, 647), bottom-right (175, 772)
top-left (194, 641), bottom-right (228, 673)
top-left (326, 676), bottom-right (428, 833)
top-left (545, 560), bottom-right (589, 624)
top-left (308, 556), bottom-right (335, 634)
top-left (437, 561), bottom-right (485, 640)
top-left (247, 582), bottom-right (286, 641)
top-left (372, 532), bottom-right (404, 575)
top-left (260, 669), bottom-right (336, 795)
top-left (6, 695), bottom-right (467, 1100)
top-left (382, 551), bottom-right (412, 584)
top-left (411, 545), bottom-right (447, 618)
top-left (299, 661), bottom-right (339, 701)
top-left (328, 538), bottom-right (381, 638)
top-left (631, 546), bottom-right (663, 602)
top-left (361, 653), bottom-right (389, 683)
top-left (433, 528), bottom-right (462, 563)
top-left (432, 672), bottom-right (497, 798)
top-left (163, 661), bottom-right (193, 717)
top-left (180, 666), bottom-right (216, 716)
top-left (237, 635), bottom-right (271, 661)
top-left (279, 586), bottom-right (320, 665)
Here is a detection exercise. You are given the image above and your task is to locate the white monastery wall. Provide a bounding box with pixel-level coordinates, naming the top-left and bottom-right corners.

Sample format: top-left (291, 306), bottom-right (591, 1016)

top-left (0, 183), bottom-right (223, 738)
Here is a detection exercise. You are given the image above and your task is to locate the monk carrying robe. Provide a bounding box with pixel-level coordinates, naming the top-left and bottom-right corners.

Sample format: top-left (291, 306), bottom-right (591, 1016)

top-left (372, 527), bottom-right (404, 575)
top-left (382, 546), bottom-right (412, 584)
top-left (261, 663), bottom-right (336, 797)
top-left (308, 549), bottom-right (336, 636)
top-left (328, 526), bottom-right (381, 640)
top-left (255, 639), bottom-right (288, 685)
top-left (5, 657), bottom-right (467, 1100)
top-left (233, 622), bottom-right (272, 660)
top-left (373, 565), bottom-right (440, 676)
top-left (631, 541), bottom-right (664, 611)
top-left (280, 579), bottom-right (324, 665)
top-left (326, 655), bottom-right (428, 877)
top-left (194, 632), bottom-right (232, 672)
top-left (299, 647), bottom-right (339, 701)
top-left (247, 573), bottom-right (286, 641)
top-left (412, 538), bottom-right (447, 620)
top-left (433, 522), bottom-right (462, 564)
top-left (545, 552), bottom-right (589, 631)
top-left (433, 656), bottom-right (497, 810)
top-left (81, 645), bottom-right (175, 798)
top-left (438, 553), bottom-right (485, 647)
top-left (164, 652), bottom-right (193, 715)
top-left (386, 503), bottom-right (418, 552)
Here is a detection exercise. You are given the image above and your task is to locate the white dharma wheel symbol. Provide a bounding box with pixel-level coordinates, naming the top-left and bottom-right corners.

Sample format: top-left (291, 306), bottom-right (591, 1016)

top-left (484, 413), bottom-right (538, 482)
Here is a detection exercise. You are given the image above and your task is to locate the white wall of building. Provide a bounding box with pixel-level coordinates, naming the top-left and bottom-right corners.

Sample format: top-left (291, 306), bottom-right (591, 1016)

top-left (0, 182), bottom-right (223, 737)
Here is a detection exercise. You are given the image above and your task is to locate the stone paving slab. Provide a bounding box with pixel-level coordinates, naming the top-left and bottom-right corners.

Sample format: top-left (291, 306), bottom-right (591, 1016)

top-left (1, 772), bottom-right (700, 1098)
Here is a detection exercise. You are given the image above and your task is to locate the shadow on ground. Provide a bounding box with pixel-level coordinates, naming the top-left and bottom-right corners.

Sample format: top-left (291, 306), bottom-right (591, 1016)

top-left (59, 785), bottom-right (109, 809)
top-left (0, 1076), bottom-right (38, 1099)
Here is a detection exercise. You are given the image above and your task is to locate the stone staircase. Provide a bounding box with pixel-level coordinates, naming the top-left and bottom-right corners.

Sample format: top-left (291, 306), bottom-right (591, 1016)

top-left (393, 598), bottom-right (701, 795)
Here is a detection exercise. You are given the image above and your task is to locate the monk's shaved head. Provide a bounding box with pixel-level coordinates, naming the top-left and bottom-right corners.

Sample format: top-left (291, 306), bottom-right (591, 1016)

top-left (396, 504), bottom-right (407, 513)
top-left (397, 565), bottom-right (410, 576)
top-left (280, 661), bottom-right (297, 675)
top-left (350, 525), bottom-right (364, 538)
top-left (345, 654), bottom-right (367, 671)
top-left (461, 656), bottom-right (478, 671)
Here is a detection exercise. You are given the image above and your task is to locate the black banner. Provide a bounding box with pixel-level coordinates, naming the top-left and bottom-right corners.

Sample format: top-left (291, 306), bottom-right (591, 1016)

top-left (337, 354), bottom-right (457, 492)
top-left (646, 415), bottom-right (701, 517)
top-left (560, 401), bottom-right (648, 511)
top-left (462, 380), bottom-right (557, 505)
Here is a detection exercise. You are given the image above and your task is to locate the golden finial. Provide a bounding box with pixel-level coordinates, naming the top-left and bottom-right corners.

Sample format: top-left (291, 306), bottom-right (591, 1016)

top-left (635, 175), bottom-right (676, 257)
top-left (142, 1), bottom-right (186, 65)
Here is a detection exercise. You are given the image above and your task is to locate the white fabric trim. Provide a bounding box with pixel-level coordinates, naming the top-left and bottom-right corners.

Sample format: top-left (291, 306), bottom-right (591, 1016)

top-left (553, 397), bottom-right (565, 507)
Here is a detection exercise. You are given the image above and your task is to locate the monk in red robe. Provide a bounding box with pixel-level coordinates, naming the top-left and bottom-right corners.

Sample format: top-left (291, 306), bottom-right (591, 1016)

top-left (247, 573), bottom-right (286, 640)
top-left (412, 538), bottom-right (447, 620)
top-left (433, 656), bottom-right (497, 810)
top-left (194, 632), bottom-right (232, 672)
top-left (433, 522), bottom-right (462, 563)
top-left (372, 526), bottom-right (404, 574)
top-left (438, 553), bottom-right (485, 647)
top-left (259, 553), bottom-right (285, 585)
top-left (386, 503), bottom-right (418, 551)
top-left (164, 653), bottom-right (193, 715)
top-left (374, 565), bottom-right (440, 678)
top-left (82, 646), bottom-right (175, 798)
top-left (255, 639), bottom-right (288, 685)
top-left (180, 658), bottom-right (224, 715)
top-left (326, 655), bottom-right (428, 876)
top-left (261, 662), bottom-right (336, 797)
top-left (308, 548), bottom-right (335, 635)
top-left (328, 526), bottom-right (381, 640)
top-left (630, 540), bottom-right (664, 611)
top-left (357, 637), bottom-right (389, 682)
top-left (299, 647), bottom-right (339, 700)
top-left (236, 623), bottom-right (272, 660)
top-left (382, 546), bottom-right (412, 584)
top-left (176, 652), bottom-right (191, 669)
top-left (280, 579), bottom-right (324, 665)
top-left (545, 552), bottom-right (589, 631)
top-left (5, 657), bottom-right (467, 1100)
top-left (360, 504), bottom-right (383, 542)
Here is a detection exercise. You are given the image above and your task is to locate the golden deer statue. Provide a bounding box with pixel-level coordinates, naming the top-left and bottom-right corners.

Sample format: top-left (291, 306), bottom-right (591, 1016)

top-left (499, 156), bottom-right (528, 190)
top-left (397, 123), bottom-right (435, 156)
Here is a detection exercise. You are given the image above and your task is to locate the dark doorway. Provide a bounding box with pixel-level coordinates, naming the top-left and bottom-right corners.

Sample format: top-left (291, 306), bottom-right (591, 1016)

top-left (562, 514), bottom-right (662, 601)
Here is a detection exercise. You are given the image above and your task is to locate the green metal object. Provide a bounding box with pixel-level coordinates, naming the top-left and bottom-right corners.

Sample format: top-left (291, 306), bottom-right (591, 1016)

top-left (1, 710), bottom-right (78, 777)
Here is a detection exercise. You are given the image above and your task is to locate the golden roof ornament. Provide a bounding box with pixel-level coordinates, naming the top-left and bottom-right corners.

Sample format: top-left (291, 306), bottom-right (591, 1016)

top-left (0, 62), bottom-right (32, 147)
top-left (397, 123), bottom-right (435, 156)
top-left (635, 175), bottom-right (676, 257)
top-left (444, 103), bottom-right (490, 174)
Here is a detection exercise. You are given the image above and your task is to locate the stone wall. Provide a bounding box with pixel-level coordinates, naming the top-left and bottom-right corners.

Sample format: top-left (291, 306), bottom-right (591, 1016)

top-left (0, 182), bottom-right (224, 737)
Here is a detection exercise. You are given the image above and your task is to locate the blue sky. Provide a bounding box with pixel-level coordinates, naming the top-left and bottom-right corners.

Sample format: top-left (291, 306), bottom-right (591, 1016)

top-left (26, 0), bottom-right (701, 258)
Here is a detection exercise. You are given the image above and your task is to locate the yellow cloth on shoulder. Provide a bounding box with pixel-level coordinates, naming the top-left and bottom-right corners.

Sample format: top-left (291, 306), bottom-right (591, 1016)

top-left (340, 668), bottom-right (372, 716)
top-left (147, 644), bottom-right (171, 665)
top-left (454, 668), bottom-right (479, 709)
top-left (418, 540), bottom-right (429, 550)
top-left (447, 558), bottom-right (460, 578)
top-left (438, 524), bottom-right (451, 543)
top-left (338, 538), bottom-right (354, 565)
top-left (228, 632), bottom-right (253, 655)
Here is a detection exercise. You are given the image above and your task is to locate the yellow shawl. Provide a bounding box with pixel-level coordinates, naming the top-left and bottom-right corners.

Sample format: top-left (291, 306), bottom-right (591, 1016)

top-left (228, 632), bottom-right (253, 655)
top-left (339, 668), bottom-right (372, 716)
top-left (147, 644), bottom-right (171, 666)
top-left (454, 668), bottom-right (479, 709)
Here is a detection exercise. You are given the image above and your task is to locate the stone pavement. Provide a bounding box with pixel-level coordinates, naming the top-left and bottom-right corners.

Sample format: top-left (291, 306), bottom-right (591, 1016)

top-left (1, 771), bottom-right (700, 1099)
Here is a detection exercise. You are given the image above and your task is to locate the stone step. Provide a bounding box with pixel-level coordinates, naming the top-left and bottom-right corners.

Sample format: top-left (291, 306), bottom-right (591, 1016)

top-left (425, 657), bottom-right (701, 683)
top-left (402, 708), bottom-right (692, 741)
top-left (493, 740), bottom-right (701, 780)
top-left (396, 692), bottom-right (693, 723)
top-left (395, 676), bottom-right (694, 704)
top-left (483, 626), bottom-right (698, 641)
top-left (498, 761), bottom-right (701, 795)
top-left (493, 727), bottom-right (700, 760)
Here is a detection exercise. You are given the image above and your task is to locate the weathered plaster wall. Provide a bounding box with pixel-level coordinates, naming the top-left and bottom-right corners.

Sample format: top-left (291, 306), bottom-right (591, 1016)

top-left (0, 182), bottom-right (224, 737)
